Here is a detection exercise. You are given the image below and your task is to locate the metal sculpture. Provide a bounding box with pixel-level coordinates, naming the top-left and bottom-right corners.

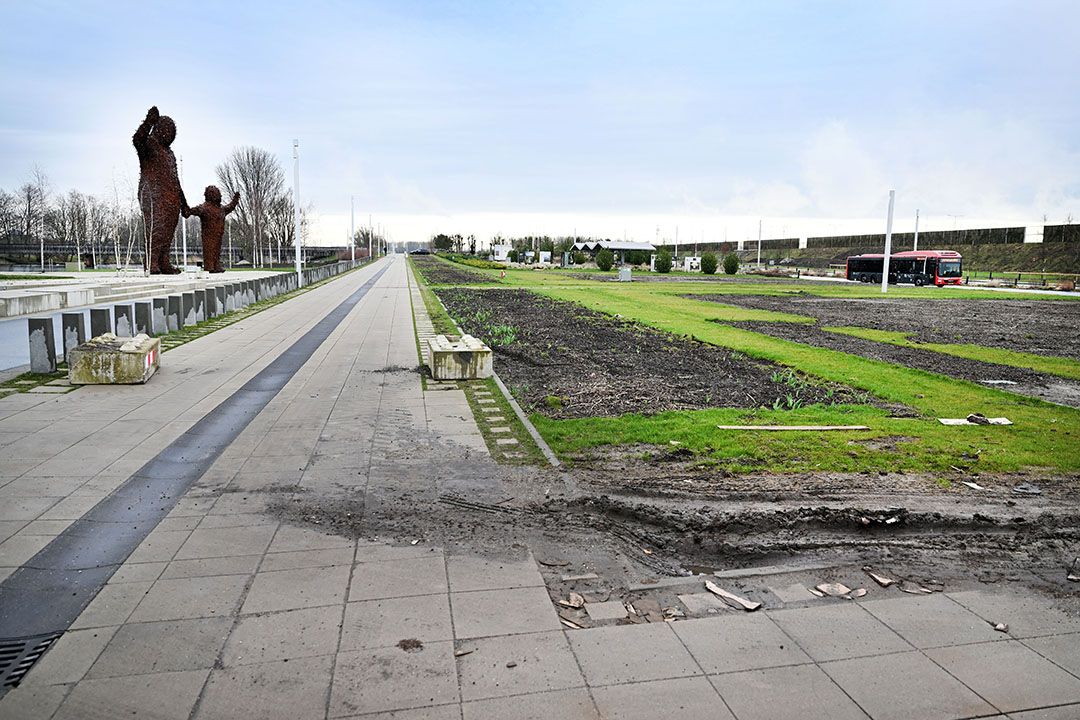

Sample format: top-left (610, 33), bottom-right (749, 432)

top-left (133, 106), bottom-right (186, 274)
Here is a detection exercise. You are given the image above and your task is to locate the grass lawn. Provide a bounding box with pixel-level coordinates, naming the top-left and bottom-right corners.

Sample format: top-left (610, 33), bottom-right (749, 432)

top-left (418, 261), bottom-right (1080, 477)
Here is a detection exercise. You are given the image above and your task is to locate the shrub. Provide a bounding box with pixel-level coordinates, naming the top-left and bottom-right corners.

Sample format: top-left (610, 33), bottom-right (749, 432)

top-left (507, 249), bottom-right (519, 263)
top-left (723, 252), bottom-right (739, 275)
top-left (654, 249), bottom-right (672, 273)
top-left (572, 251), bottom-right (587, 265)
top-left (596, 248), bottom-right (615, 271)
top-left (626, 249), bottom-right (649, 266)
top-left (701, 252), bottom-right (718, 275)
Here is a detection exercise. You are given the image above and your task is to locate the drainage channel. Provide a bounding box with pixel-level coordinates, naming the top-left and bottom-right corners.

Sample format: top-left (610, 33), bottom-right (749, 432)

top-left (0, 262), bottom-right (390, 692)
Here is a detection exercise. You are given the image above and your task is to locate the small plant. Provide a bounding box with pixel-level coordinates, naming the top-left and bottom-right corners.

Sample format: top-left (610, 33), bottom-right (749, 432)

top-left (572, 250), bottom-right (586, 265)
top-left (544, 395), bottom-right (565, 410)
top-left (596, 248), bottom-right (615, 271)
top-left (723, 252), bottom-right (739, 275)
top-left (655, 249), bottom-right (672, 273)
top-left (487, 324), bottom-right (518, 346)
top-left (507, 249), bottom-right (519, 263)
top-left (701, 252), bottom-right (718, 275)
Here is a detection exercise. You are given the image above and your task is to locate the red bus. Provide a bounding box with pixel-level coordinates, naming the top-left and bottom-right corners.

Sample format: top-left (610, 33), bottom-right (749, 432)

top-left (846, 250), bottom-right (963, 287)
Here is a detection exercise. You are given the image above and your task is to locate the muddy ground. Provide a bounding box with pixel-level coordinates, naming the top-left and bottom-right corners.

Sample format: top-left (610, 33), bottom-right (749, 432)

top-left (691, 293), bottom-right (1080, 360)
top-left (410, 254), bottom-right (495, 284)
top-left (436, 287), bottom-right (885, 418)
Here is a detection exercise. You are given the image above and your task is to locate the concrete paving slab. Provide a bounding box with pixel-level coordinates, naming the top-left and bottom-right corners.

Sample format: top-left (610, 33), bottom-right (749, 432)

top-left (1010, 705), bottom-right (1080, 719)
top-left (461, 688), bottom-right (598, 720)
top-left (349, 555), bottom-right (448, 601)
top-left (672, 614), bottom-right (812, 674)
top-left (1022, 632), bottom-right (1080, 677)
top-left (451, 586), bottom-right (562, 639)
top-left (69, 581), bottom-right (154, 629)
top-left (87, 617), bottom-right (231, 678)
top-left (340, 594), bottom-right (454, 651)
top-left (128, 574), bottom-right (248, 622)
top-left (447, 553), bottom-right (544, 592)
top-left (926, 640), bottom-right (1080, 713)
top-left (160, 554), bottom-right (262, 580)
top-left (947, 590), bottom-right (1080, 639)
top-left (591, 676), bottom-right (734, 720)
top-left (241, 564), bottom-right (350, 614)
top-left (568, 623), bottom-right (702, 686)
top-left (823, 650), bottom-right (995, 720)
top-left (455, 629), bottom-right (583, 701)
top-left (222, 605), bottom-right (342, 667)
top-left (770, 602), bottom-right (913, 662)
top-left (174, 524), bottom-right (277, 560)
top-left (862, 593), bottom-right (1006, 649)
top-left (196, 654), bottom-right (334, 720)
top-left (22, 626), bottom-right (118, 686)
top-left (260, 546), bottom-right (354, 572)
top-left (330, 642), bottom-right (458, 717)
top-left (51, 668), bottom-right (209, 720)
top-left (711, 664), bottom-right (867, 720)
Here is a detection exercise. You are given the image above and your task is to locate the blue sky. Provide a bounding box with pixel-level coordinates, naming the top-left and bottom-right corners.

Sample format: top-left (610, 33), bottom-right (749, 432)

top-left (2, 0), bottom-right (1078, 244)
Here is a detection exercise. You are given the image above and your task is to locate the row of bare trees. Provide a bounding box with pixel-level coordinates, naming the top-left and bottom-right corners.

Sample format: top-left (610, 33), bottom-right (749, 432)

top-left (1, 147), bottom-right (310, 269)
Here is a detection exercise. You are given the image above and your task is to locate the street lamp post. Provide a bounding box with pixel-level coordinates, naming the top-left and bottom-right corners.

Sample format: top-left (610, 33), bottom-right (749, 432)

top-left (882, 190), bottom-right (896, 295)
top-left (293, 140), bottom-right (302, 286)
top-left (913, 209), bottom-right (920, 252)
top-left (350, 195), bottom-right (355, 264)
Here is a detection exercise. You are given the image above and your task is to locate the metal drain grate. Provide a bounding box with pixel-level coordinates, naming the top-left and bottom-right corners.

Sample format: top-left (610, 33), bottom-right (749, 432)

top-left (0, 633), bottom-right (62, 691)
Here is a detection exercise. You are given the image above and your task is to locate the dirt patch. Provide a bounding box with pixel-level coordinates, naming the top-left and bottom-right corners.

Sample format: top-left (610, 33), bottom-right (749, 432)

top-left (410, 254), bottom-right (495, 284)
top-left (690, 293), bottom-right (1080, 361)
top-left (397, 639), bottom-right (424, 652)
top-left (436, 288), bottom-right (883, 418)
top-left (734, 320), bottom-right (1080, 409)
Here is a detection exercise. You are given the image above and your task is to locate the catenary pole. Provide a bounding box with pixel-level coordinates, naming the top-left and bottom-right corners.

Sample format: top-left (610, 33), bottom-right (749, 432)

top-left (293, 140), bottom-right (302, 286)
top-left (350, 195), bottom-right (355, 264)
top-left (913, 208), bottom-right (920, 252)
top-left (881, 190), bottom-right (895, 294)
top-left (757, 219), bottom-right (762, 267)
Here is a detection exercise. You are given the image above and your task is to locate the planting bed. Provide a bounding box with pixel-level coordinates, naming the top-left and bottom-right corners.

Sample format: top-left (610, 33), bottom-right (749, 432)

top-left (410, 254), bottom-right (495, 285)
top-left (436, 288), bottom-right (879, 418)
top-left (690, 293), bottom-right (1080, 360)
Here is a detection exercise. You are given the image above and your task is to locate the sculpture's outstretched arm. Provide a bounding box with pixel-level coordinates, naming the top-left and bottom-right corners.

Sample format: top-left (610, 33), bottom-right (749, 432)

top-left (180, 187), bottom-right (191, 216)
top-left (224, 191), bottom-right (240, 215)
top-left (133, 106), bottom-right (159, 150)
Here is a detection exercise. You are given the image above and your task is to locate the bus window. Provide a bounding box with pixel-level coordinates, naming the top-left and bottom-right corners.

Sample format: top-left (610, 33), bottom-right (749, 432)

top-left (938, 260), bottom-right (962, 278)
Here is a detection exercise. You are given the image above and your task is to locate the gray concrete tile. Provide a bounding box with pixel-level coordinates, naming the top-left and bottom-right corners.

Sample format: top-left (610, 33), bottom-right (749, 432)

top-left (161, 554), bottom-right (262, 580)
top-left (107, 561), bottom-right (167, 584)
top-left (0, 682), bottom-right (71, 720)
top-left (52, 669), bottom-right (209, 720)
top-left (672, 613), bottom-right (812, 674)
top-left (87, 617), bottom-right (231, 678)
top-left (592, 676), bottom-right (733, 720)
top-left (0, 533), bottom-right (53, 565)
top-left (341, 594), bottom-right (453, 651)
top-left (352, 543), bottom-right (441, 564)
top-left (711, 664), bottom-right (867, 720)
top-left (70, 581), bottom-right (153, 629)
top-left (340, 705), bottom-right (461, 720)
top-left (769, 602), bottom-right (913, 662)
top-left (268, 524), bottom-right (355, 552)
top-left (241, 564), bottom-right (351, 614)
top-left (330, 642), bottom-right (458, 717)
top-left (447, 553), bottom-right (544, 592)
top-left (349, 555), bottom-right (447, 601)
top-left (129, 574), bottom-right (248, 622)
top-left (926, 640), bottom-right (1080, 713)
top-left (1023, 633), bottom-right (1080, 678)
top-left (196, 512), bottom-right (277, 529)
top-left (947, 590), bottom-right (1080, 639)
top-left (568, 623), bottom-right (702, 686)
top-left (261, 546), bottom-right (354, 572)
top-left (462, 688), bottom-right (599, 720)
top-left (1010, 705), bottom-right (1080, 719)
top-left (222, 605), bottom-right (343, 666)
top-left (196, 654), bottom-right (334, 720)
top-left (824, 650), bottom-right (995, 720)
top-left (23, 626), bottom-right (118, 686)
top-left (456, 630), bottom-right (584, 702)
top-left (451, 586), bottom-right (562, 639)
top-left (126, 528), bottom-right (192, 563)
top-left (174, 524), bottom-right (277, 560)
top-left (862, 593), bottom-right (1006, 649)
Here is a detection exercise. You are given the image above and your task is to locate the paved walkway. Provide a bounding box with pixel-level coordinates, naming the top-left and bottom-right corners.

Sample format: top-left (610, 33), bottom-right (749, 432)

top-left (0, 256), bottom-right (1078, 719)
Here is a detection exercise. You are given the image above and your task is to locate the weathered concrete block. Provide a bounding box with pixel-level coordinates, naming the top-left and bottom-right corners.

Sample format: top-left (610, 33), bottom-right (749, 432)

top-left (427, 335), bottom-right (493, 380)
top-left (69, 333), bottom-right (161, 385)
top-left (181, 292), bottom-right (195, 326)
top-left (193, 289), bottom-right (205, 323)
top-left (61, 313), bottom-right (86, 364)
top-left (216, 286), bottom-right (227, 314)
top-left (167, 295), bottom-right (183, 331)
top-left (114, 303), bottom-right (135, 337)
top-left (28, 317), bottom-right (57, 373)
top-left (244, 281), bottom-right (255, 306)
top-left (205, 287), bottom-right (219, 318)
top-left (90, 308), bottom-right (111, 338)
top-left (151, 298), bottom-right (168, 335)
top-left (133, 301), bottom-right (152, 336)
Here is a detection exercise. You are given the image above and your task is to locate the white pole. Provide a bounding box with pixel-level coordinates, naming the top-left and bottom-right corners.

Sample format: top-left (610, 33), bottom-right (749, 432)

top-left (913, 208), bottom-right (920, 252)
top-left (228, 220), bottom-right (233, 269)
top-left (881, 190), bottom-right (895, 294)
top-left (757, 219), bottom-right (762, 267)
top-left (179, 156), bottom-right (187, 271)
top-left (293, 140), bottom-right (302, 285)
top-left (350, 195), bottom-right (355, 264)
top-left (368, 214), bottom-right (373, 259)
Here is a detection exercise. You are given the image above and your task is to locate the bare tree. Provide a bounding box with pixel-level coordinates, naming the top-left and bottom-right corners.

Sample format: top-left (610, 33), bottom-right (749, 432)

top-left (216, 147), bottom-right (286, 266)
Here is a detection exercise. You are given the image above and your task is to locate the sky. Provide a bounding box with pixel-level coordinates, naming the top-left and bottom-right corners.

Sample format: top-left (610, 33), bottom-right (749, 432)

top-left (2, 0), bottom-right (1078, 247)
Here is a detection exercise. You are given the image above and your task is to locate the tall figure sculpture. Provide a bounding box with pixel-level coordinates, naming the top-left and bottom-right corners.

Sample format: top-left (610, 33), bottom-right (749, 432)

top-left (133, 106), bottom-right (186, 274)
top-left (183, 186), bottom-right (239, 273)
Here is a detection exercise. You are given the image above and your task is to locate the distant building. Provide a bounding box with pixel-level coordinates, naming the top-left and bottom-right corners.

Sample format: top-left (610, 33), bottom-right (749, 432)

top-left (571, 240), bottom-right (656, 265)
top-left (491, 244), bottom-right (513, 262)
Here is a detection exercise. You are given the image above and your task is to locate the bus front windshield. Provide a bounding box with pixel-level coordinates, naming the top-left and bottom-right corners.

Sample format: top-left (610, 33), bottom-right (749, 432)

top-left (938, 261), bottom-right (962, 278)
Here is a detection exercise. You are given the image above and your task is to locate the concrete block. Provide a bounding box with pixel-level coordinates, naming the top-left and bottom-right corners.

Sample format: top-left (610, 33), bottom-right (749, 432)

top-left (114, 304), bottom-right (135, 337)
top-left (244, 281), bottom-right (255, 305)
top-left (69, 334), bottom-right (161, 385)
top-left (90, 308), bottom-right (112, 338)
top-left (151, 298), bottom-right (168, 335)
top-left (28, 317), bottom-right (58, 373)
top-left (167, 295), bottom-right (183, 331)
top-left (191, 290), bottom-right (203, 323)
top-left (61, 313), bottom-right (86, 364)
top-left (181, 292), bottom-right (195, 326)
top-left (215, 286), bottom-right (226, 314)
top-left (427, 335), bottom-right (493, 380)
top-left (205, 288), bottom-right (218, 318)
top-left (134, 301), bottom-right (152, 336)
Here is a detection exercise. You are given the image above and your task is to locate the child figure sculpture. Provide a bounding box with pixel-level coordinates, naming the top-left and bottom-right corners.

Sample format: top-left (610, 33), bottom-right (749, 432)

top-left (183, 186), bottom-right (240, 273)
